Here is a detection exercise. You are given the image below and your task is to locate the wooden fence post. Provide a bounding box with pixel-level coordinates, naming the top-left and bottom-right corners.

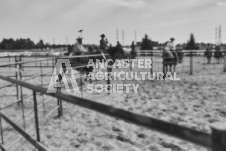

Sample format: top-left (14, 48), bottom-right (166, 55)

top-left (33, 91), bottom-right (40, 142)
top-left (55, 81), bottom-right (62, 117)
top-left (211, 122), bottom-right (226, 151)
top-left (151, 51), bottom-right (153, 75)
top-left (190, 50), bottom-right (193, 75)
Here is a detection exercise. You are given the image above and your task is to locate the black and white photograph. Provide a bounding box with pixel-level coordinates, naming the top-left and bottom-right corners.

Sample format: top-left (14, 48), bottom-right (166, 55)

top-left (0, 0), bottom-right (226, 150)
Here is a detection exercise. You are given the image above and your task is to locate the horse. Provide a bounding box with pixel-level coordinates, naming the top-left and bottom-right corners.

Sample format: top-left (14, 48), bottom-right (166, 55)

top-left (176, 48), bottom-right (183, 63)
top-left (204, 48), bottom-right (212, 64)
top-left (214, 46), bottom-right (224, 64)
top-left (60, 43), bottom-right (128, 86)
top-left (162, 48), bottom-right (178, 75)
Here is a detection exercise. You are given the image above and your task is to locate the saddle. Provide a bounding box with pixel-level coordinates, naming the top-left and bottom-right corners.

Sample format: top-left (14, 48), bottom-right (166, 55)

top-left (164, 48), bottom-right (174, 58)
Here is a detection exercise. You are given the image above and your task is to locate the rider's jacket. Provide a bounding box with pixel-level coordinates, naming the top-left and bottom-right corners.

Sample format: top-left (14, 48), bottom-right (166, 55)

top-left (71, 42), bottom-right (87, 55)
top-left (100, 39), bottom-right (107, 50)
top-left (165, 41), bottom-right (176, 51)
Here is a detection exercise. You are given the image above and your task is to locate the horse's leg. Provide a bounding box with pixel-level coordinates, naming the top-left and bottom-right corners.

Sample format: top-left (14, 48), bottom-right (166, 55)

top-left (171, 65), bottom-right (174, 74)
top-left (173, 65), bottom-right (176, 73)
top-left (163, 64), bottom-right (166, 79)
top-left (165, 65), bottom-right (168, 74)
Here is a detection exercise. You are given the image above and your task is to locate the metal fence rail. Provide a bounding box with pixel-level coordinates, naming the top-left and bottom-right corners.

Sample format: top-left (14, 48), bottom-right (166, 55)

top-left (1, 75), bottom-right (226, 151)
top-left (0, 112), bottom-right (47, 151)
top-left (137, 50), bottom-right (226, 75)
top-left (0, 53), bottom-right (226, 150)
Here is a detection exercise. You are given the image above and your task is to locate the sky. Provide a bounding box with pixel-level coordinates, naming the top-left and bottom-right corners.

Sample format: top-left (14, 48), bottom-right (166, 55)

top-left (0, 0), bottom-right (225, 45)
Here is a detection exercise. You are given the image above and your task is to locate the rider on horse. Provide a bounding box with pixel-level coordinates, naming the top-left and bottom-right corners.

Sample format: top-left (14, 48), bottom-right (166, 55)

top-left (100, 34), bottom-right (108, 52)
top-left (165, 38), bottom-right (178, 64)
top-left (130, 41), bottom-right (137, 59)
top-left (69, 37), bottom-right (88, 66)
top-left (99, 34), bottom-right (108, 60)
top-left (70, 37), bottom-right (87, 56)
top-left (163, 38), bottom-right (179, 74)
top-left (214, 45), bottom-right (223, 64)
top-left (204, 44), bottom-right (212, 64)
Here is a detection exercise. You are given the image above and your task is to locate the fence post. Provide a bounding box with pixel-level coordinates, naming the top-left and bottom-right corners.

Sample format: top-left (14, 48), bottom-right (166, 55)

top-left (56, 87), bottom-right (63, 117)
top-left (151, 51), bottom-right (153, 75)
top-left (52, 58), bottom-right (55, 70)
top-left (79, 58), bottom-right (83, 98)
top-left (8, 56), bottom-right (11, 68)
top-left (211, 122), bottom-right (226, 151)
top-left (190, 50), bottom-right (193, 75)
top-left (33, 91), bottom-right (40, 142)
top-left (19, 58), bottom-right (26, 130)
top-left (107, 66), bottom-right (111, 95)
top-left (162, 50), bottom-right (165, 76)
top-left (55, 82), bottom-right (62, 117)
top-left (40, 61), bottom-right (46, 117)
top-left (130, 60), bottom-right (132, 71)
top-left (0, 109), bottom-right (4, 145)
top-left (15, 57), bottom-right (19, 100)
top-left (224, 54), bottom-right (226, 72)
top-left (35, 55), bottom-right (37, 67)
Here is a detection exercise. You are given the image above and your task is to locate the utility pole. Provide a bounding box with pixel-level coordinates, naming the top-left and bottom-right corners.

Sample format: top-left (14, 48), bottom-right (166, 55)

top-left (215, 27), bottom-right (218, 45)
top-left (135, 30), bottom-right (137, 44)
top-left (215, 25), bottom-right (222, 46)
top-left (122, 30), bottom-right (124, 46)
top-left (116, 29), bottom-right (119, 42)
top-left (219, 25), bottom-right (222, 45)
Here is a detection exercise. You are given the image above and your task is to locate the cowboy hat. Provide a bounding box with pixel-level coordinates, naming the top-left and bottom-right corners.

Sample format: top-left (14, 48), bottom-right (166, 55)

top-left (100, 34), bottom-right (105, 37)
top-left (76, 37), bottom-right (83, 40)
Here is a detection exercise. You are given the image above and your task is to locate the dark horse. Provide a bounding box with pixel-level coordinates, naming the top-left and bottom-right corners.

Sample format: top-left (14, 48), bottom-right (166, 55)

top-left (162, 48), bottom-right (179, 74)
top-left (214, 46), bottom-right (224, 64)
top-left (58, 43), bottom-right (128, 85)
top-left (204, 47), bottom-right (212, 64)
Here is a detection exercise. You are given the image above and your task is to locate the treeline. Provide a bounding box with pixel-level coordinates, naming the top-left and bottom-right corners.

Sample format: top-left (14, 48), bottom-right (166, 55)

top-left (0, 38), bottom-right (67, 50)
top-left (139, 33), bottom-right (226, 50)
top-left (139, 33), bottom-right (199, 50)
